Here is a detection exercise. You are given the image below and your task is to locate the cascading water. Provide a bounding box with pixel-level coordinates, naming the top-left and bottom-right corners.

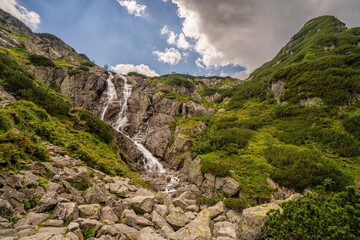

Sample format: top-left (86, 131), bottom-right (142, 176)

top-left (99, 72), bottom-right (166, 173)
top-left (113, 75), bottom-right (132, 131)
top-left (99, 73), bottom-right (116, 121)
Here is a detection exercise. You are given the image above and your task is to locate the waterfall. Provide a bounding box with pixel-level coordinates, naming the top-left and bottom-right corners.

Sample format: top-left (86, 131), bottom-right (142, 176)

top-left (99, 73), bottom-right (117, 121)
top-left (99, 72), bottom-right (165, 173)
top-left (113, 75), bottom-right (132, 131)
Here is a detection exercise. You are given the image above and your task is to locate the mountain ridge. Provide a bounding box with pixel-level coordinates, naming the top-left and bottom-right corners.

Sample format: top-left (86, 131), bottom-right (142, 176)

top-left (0, 9), bottom-right (359, 240)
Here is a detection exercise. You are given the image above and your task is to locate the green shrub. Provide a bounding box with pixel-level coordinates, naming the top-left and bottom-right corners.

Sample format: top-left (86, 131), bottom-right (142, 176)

top-left (0, 113), bottom-right (11, 132)
top-left (128, 71), bottom-right (147, 78)
top-left (0, 53), bottom-right (71, 117)
top-left (262, 186), bottom-right (360, 239)
top-left (264, 145), bottom-right (351, 192)
top-left (84, 227), bottom-right (95, 239)
top-left (81, 61), bottom-right (95, 67)
top-left (79, 65), bottom-right (90, 71)
top-left (68, 69), bottom-right (82, 75)
top-left (28, 54), bottom-right (55, 67)
top-left (200, 157), bottom-right (230, 177)
top-left (79, 111), bottom-right (113, 143)
top-left (67, 179), bottom-right (92, 191)
top-left (79, 53), bottom-right (90, 61)
top-left (195, 196), bottom-right (222, 206)
top-left (37, 178), bottom-right (48, 188)
top-left (23, 199), bottom-right (31, 210)
top-left (223, 198), bottom-right (256, 212)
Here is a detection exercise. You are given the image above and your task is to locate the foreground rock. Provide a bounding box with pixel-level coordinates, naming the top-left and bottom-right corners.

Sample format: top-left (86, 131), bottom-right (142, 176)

top-left (239, 203), bottom-right (283, 240)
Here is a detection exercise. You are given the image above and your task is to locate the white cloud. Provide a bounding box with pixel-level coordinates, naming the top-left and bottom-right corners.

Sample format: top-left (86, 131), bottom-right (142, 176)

top-left (167, 31), bottom-right (177, 45)
top-left (195, 58), bottom-right (204, 69)
top-left (177, 33), bottom-right (190, 49)
top-left (0, 0), bottom-right (40, 30)
top-left (160, 25), bottom-right (191, 50)
top-left (232, 70), bottom-right (250, 80)
top-left (117, 0), bottom-right (146, 17)
top-left (111, 64), bottom-right (159, 77)
top-left (153, 48), bottom-right (182, 65)
top-left (160, 25), bottom-right (169, 35)
top-left (169, 0), bottom-right (360, 73)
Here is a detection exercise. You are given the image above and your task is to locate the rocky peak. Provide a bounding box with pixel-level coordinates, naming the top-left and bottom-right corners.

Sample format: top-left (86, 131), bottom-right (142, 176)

top-left (0, 9), bottom-right (32, 35)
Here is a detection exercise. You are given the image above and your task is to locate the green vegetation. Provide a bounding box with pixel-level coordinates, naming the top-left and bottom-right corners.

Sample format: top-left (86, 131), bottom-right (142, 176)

top-left (188, 16), bottom-right (360, 202)
top-left (78, 110), bottom-right (113, 143)
top-left (28, 54), bottom-right (56, 67)
top-left (67, 179), bottom-right (92, 191)
top-left (36, 178), bottom-right (49, 188)
top-left (264, 145), bottom-right (351, 192)
top-left (195, 196), bottom-right (256, 212)
top-left (0, 52), bottom-right (71, 117)
top-left (262, 186), bottom-right (360, 239)
top-left (0, 52), bottom-right (142, 184)
top-left (84, 227), bottom-right (95, 239)
top-left (128, 71), bottom-right (147, 79)
top-left (23, 194), bottom-right (39, 210)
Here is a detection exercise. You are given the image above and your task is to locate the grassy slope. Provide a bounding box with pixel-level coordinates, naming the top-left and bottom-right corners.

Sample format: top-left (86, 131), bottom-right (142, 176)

top-left (0, 51), bottom-right (143, 185)
top-left (191, 16), bottom-right (360, 200)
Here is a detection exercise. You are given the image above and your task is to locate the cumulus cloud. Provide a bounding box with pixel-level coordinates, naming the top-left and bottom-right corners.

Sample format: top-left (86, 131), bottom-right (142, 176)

top-left (161, 25), bottom-right (191, 50)
top-left (153, 47), bottom-right (182, 65)
top-left (0, 0), bottom-right (40, 30)
top-left (117, 0), bottom-right (146, 17)
top-left (111, 64), bottom-right (159, 76)
top-left (195, 58), bottom-right (204, 69)
top-left (169, 0), bottom-right (360, 76)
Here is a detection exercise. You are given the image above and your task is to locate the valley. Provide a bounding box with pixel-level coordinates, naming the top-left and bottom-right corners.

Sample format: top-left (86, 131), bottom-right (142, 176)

top-left (0, 8), bottom-right (359, 240)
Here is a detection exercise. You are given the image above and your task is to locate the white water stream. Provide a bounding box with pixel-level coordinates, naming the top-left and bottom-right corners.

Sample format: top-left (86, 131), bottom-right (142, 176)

top-left (100, 72), bottom-right (168, 175)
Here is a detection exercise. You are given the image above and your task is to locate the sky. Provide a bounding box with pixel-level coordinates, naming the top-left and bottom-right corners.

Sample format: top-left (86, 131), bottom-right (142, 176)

top-left (1, 0), bottom-right (360, 78)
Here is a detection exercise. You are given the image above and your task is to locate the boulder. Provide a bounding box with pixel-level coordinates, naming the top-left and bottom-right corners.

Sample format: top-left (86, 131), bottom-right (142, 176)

top-left (239, 203), bottom-right (282, 240)
top-left (108, 183), bottom-right (129, 198)
top-left (206, 201), bottom-right (225, 219)
top-left (67, 222), bottom-right (80, 231)
top-left (17, 228), bottom-right (36, 238)
top-left (54, 202), bottom-right (79, 221)
top-left (226, 210), bottom-right (241, 224)
top-left (33, 192), bottom-right (62, 212)
top-left (172, 198), bottom-right (188, 210)
top-left (15, 213), bottom-right (50, 228)
top-left (97, 225), bottom-right (118, 237)
top-left (187, 157), bottom-right (204, 186)
top-left (114, 224), bottom-right (140, 238)
top-left (122, 209), bottom-right (153, 230)
top-left (78, 204), bottom-right (101, 219)
top-left (151, 211), bottom-right (173, 230)
top-left (37, 227), bottom-right (66, 235)
top-left (0, 173), bottom-right (22, 189)
top-left (153, 204), bottom-right (168, 218)
top-left (214, 221), bottom-right (237, 239)
top-left (0, 199), bottom-right (14, 216)
top-left (65, 232), bottom-right (80, 240)
top-left (130, 196), bottom-right (155, 214)
top-left (165, 211), bottom-right (189, 230)
top-left (1, 186), bottom-right (25, 208)
top-left (139, 227), bottom-right (166, 240)
top-left (42, 219), bottom-right (64, 227)
top-left (81, 219), bottom-right (103, 231)
top-left (174, 209), bottom-right (212, 240)
top-left (0, 229), bottom-right (17, 239)
top-left (100, 206), bottom-right (119, 223)
top-left (0, 217), bottom-right (11, 230)
top-left (21, 232), bottom-right (65, 240)
top-left (221, 177), bottom-right (240, 197)
top-left (160, 225), bottom-right (174, 240)
top-left (83, 184), bottom-right (107, 204)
